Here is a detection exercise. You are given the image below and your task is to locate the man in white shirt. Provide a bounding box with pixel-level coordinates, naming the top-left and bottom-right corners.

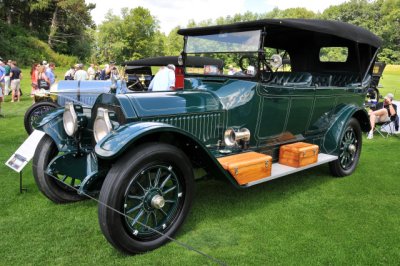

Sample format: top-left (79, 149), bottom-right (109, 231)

top-left (148, 64), bottom-right (175, 91)
top-left (87, 64), bottom-right (96, 80)
top-left (74, 64), bottom-right (88, 81)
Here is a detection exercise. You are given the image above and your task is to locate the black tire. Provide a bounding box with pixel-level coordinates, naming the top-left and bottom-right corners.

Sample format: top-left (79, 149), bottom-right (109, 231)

top-left (329, 118), bottom-right (362, 177)
top-left (372, 88), bottom-right (380, 102)
top-left (32, 134), bottom-right (86, 203)
top-left (98, 143), bottom-right (194, 254)
top-left (24, 102), bottom-right (59, 134)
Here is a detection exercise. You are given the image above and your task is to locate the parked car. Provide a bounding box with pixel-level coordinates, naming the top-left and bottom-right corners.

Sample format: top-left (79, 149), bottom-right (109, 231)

top-left (24, 56), bottom-right (222, 134)
top-left (123, 56), bottom-right (223, 91)
top-left (23, 80), bottom-right (125, 134)
top-left (30, 19), bottom-right (381, 254)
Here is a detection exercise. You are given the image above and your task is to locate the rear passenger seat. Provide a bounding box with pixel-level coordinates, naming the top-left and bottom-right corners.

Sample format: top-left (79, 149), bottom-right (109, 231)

top-left (330, 72), bottom-right (360, 87)
top-left (312, 72), bottom-right (361, 87)
top-left (263, 72), bottom-right (363, 87)
top-left (311, 73), bottom-right (332, 87)
top-left (264, 72), bottom-right (312, 87)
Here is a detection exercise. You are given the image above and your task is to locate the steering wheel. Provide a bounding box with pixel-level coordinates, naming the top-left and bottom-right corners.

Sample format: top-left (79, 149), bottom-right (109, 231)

top-left (127, 74), bottom-right (145, 91)
top-left (238, 55), bottom-right (258, 73)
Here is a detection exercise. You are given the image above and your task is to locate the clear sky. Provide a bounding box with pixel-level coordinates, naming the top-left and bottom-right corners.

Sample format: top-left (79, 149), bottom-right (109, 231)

top-left (86, 0), bottom-right (348, 34)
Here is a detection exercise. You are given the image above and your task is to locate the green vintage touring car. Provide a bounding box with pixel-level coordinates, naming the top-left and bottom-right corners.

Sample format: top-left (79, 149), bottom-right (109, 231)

top-left (31, 19), bottom-right (381, 254)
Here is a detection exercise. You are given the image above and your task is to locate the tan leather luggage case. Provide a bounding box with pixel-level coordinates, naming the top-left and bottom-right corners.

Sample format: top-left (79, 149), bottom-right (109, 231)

top-left (218, 152), bottom-right (272, 185)
top-left (279, 142), bottom-right (319, 168)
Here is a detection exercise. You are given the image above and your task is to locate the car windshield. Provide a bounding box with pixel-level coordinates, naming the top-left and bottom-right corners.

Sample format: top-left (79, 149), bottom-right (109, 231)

top-left (185, 30), bottom-right (261, 77)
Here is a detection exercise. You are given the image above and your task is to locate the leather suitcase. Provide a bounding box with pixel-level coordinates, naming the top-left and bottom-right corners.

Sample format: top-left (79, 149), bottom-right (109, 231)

top-left (279, 142), bottom-right (319, 168)
top-left (218, 152), bottom-right (272, 185)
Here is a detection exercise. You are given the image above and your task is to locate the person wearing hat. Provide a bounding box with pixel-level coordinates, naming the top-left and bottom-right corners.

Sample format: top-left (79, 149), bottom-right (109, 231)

top-left (367, 93), bottom-right (397, 139)
top-left (74, 63), bottom-right (88, 81)
top-left (64, 66), bottom-right (76, 80)
top-left (148, 64), bottom-right (176, 92)
top-left (42, 60), bottom-right (49, 67)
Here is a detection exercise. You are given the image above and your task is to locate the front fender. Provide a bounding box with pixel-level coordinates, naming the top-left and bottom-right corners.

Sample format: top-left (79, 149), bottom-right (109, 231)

top-left (95, 122), bottom-right (241, 187)
top-left (96, 122), bottom-right (198, 159)
top-left (321, 104), bottom-right (369, 155)
top-left (35, 108), bottom-right (70, 150)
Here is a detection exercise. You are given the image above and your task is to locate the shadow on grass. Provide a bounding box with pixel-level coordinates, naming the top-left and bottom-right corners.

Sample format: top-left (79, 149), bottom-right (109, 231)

top-left (178, 164), bottom-right (335, 236)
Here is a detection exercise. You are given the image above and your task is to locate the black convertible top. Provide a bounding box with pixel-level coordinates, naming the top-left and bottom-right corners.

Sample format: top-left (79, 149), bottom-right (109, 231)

top-left (123, 56), bottom-right (224, 68)
top-left (178, 19), bottom-right (382, 48)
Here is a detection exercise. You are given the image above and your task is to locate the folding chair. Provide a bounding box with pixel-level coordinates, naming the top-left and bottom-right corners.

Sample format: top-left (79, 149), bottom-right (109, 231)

top-left (375, 104), bottom-right (398, 138)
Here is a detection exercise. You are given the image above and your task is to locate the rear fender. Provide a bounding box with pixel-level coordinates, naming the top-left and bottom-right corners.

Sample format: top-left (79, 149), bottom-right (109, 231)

top-left (95, 122), bottom-right (241, 187)
top-left (321, 105), bottom-right (369, 155)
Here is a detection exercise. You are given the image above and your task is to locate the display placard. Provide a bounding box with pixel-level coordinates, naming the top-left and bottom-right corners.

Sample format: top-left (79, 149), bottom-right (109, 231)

top-left (5, 130), bottom-right (45, 172)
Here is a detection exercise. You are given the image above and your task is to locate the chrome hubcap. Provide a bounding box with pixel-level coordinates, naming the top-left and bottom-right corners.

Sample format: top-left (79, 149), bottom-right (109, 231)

top-left (151, 195), bottom-right (165, 209)
top-left (347, 144), bottom-right (356, 155)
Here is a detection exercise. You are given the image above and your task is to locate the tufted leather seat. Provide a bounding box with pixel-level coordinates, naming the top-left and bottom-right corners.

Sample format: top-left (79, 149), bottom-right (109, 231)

top-left (265, 72), bottom-right (312, 87)
top-left (311, 73), bottom-right (332, 87)
top-left (330, 73), bottom-right (360, 87)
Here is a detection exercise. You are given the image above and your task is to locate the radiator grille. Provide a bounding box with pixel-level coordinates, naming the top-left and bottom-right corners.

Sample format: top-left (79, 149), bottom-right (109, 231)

top-left (145, 113), bottom-right (225, 142)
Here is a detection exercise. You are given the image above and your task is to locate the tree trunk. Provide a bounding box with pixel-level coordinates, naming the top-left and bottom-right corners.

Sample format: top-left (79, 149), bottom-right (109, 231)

top-left (6, 9), bottom-right (12, 25)
top-left (48, 6), bottom-right (59, 47)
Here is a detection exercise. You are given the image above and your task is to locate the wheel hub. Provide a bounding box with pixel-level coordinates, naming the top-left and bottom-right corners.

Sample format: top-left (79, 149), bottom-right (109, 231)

top-left (347, 144), bottom-right (356, 154)
top-left (151, 195), bottom-right (165, 209)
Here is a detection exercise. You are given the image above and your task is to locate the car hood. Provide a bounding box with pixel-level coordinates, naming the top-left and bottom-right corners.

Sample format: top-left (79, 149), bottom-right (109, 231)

top-left (116, 90), bottom-right (222, 118)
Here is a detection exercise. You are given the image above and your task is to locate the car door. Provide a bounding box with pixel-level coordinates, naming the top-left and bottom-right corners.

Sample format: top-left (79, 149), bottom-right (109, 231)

top-left (255, 74), bottom-right (316, 147)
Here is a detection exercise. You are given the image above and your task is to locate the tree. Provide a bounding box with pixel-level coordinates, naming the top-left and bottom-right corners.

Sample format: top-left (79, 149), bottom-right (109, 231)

top-left (165, 26), bottom-right (183, 56)
top-left (321, 0), bottom-right (399, 64)
top-left (0, 0), bottom-right (94, 61)
top-left (272, 8), bottom-right (317, 19)
top-left (379, 0), bottom-right (400, 63)
top-left (97, 7), bottom-right (164, 63)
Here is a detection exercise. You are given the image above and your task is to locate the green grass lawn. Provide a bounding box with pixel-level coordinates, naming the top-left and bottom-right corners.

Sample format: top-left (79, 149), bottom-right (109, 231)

top-left (378, 65), bottom-right (400, 100)
top-left (1, 67), bottom-right (400, 265)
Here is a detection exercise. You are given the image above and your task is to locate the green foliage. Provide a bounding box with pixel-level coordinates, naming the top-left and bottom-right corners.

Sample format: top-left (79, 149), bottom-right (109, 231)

top-left (0, 21), bottom-right (77, 67)
top-left (165, 26), bottom-right (183, 56)
top-left (265, 7), bottom-right (318, 19)
top-left (186, 7), bottom-right (317, 28)
top-left (0, 0), bottom-right (94, 60)
top-left (320, 47), bottom-right (349, 62)
top-left (96, 7), bottom-right (165, 63)
top-left (321, 0), bottom-right (399, 63)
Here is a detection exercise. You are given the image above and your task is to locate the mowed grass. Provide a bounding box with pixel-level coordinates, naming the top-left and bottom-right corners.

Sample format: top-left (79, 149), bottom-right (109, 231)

top-left (1, 67), bottom-right (400, 265)
top-left (378, 64), bottom-right (400, 100)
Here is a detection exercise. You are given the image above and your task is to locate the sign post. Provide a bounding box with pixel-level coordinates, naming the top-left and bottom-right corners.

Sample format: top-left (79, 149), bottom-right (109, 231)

top-left (19, 171), bottom-right (27, 193)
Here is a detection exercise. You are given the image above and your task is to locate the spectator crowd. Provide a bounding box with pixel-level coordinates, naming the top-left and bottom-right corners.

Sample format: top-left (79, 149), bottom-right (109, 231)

top-left (0, 57), bottom-right (121, 117)
top-left (63, 61), bottom-right (119, 82)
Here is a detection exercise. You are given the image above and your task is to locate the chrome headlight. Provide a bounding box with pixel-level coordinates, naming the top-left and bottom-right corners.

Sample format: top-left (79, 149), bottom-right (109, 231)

top-left (63, 102), bottom-right (78, 136)
top-left (94, 108), bottom-right (113, 143)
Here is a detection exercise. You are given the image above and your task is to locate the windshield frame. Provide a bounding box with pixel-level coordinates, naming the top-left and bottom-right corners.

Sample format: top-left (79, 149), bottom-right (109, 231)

top-left (182, 29), bottom-right (264, 79)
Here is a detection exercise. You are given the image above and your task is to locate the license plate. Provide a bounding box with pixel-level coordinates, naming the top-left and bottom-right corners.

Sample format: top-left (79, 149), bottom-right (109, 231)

top-left (5, 130), bottom-right (46, 172)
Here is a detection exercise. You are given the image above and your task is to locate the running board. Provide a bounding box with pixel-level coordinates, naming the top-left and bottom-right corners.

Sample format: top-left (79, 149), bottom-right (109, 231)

top-left (243, 153), bottom-right (338, 187)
